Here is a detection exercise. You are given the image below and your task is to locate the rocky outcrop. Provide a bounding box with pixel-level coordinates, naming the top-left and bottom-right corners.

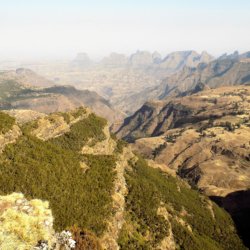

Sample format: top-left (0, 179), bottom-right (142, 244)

top-left (159, 50), bottom-right (213, 73)
top-left (82, 125), bottom-right (116, 155)
top-left (0, 193), bottom-right (55, 249)
top-left (0, 193), bottom-right (77, 250)
top-left (129, 50), bottom-right (156, 68)
top-left (3, 109), bottom-right (46, 125)
top-left (0, 125), bottom-right (22, 153)
top-left (100, 147), bottom-right (134, 249)
top-left (101, 53), bottom-right (128, 67)
top-left (156, 206), bottom-right (176, 250)
top-left (31, 109), bottom-right (90, 141)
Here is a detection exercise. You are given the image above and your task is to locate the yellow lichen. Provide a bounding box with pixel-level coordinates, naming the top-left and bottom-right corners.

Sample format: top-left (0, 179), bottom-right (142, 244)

top-left (0, 193), bottom-right (54, 249)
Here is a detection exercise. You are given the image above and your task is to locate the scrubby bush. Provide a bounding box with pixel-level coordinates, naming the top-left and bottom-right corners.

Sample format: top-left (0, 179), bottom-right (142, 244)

top-left (70, 226), bottom-right (102, 250)
top-left (51, 114), bottom-right (107, 151)
top-left (115, 139), bottom-right (128, 154)
top-left (0, 112), bottom-right (15, 134)
top-left (0, 114), bottom-right (116, 237)
top-left (118, 157), bottom-right (246, 249)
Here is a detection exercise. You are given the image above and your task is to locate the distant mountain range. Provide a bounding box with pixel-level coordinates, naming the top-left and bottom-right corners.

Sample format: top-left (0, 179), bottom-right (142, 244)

top-left (121, 51), bottom-right (250, 113)
top-left (0, 50), bottom-right (215, 115)
top-left (73, 50), bottom-right (213, 73)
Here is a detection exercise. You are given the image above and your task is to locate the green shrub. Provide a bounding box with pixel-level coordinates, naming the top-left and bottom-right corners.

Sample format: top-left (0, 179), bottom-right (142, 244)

top-left (51, 114), bottom-right (107, 151)
top-left (70, 226), bottom-right (102, 250)
top-left (71, 107), bottom-right (87, 118)
top-left (0, 112), bottom-right (15, 134)
top-left (0, 115), bottom-right (115, 236)
top-left (119, 157), bottom-right (246, 250)
top-left (115, 139), bottom-right (128, 154)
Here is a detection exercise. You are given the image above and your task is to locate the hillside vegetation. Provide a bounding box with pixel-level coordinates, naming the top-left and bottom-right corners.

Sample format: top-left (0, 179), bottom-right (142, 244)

top-left (0, 109), bottom-right (247, 249)
top-left (0, 112), bottom-right (15, 134)
top-left (118, 86), bottom-right (250, 248)
top-left (118, 157), bottom-right (245, 250)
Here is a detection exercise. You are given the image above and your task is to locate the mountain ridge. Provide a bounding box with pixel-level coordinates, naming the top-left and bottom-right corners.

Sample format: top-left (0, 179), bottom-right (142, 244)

top-left (0, 69), bottom-right (123, 123)
top-left (0, 108), bottom-right (246, 249)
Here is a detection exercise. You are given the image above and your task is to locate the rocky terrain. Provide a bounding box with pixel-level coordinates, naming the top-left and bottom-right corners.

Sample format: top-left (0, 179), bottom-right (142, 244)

top-left (0, 69), bottom-right (122, 123)
top-left (126, 51), bottom-right (250, 110)
top-left (117, 86), bottom-right (250, 247)
top-left (0, 108), bottom-right (246, 249)
top-left (117, 86), bottom-right (250, 194)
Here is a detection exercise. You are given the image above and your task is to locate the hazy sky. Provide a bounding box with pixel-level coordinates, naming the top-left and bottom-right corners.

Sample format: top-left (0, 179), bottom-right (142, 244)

top-left (0, 0), bottom-right (250, 60)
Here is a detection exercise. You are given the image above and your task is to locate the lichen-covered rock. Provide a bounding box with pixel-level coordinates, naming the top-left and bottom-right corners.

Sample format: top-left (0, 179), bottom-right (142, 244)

top-left (0, 193), bottom-right (55, 249)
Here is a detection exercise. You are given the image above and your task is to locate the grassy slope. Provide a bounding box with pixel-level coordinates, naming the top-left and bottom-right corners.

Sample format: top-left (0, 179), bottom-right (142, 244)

top-left (0, 112), bottom-right (116, 236)
top-left (118, 157), bottom-right (246, 250)
top-left (0, 110), bottom-right (246, 249)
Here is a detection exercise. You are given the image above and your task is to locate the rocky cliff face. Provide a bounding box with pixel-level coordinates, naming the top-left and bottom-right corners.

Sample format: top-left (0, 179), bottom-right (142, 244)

top-left (0, 108), bottom-right (246, 249)
top-left (117, 86), bottom-right (250, 194)
top-left (118, 86), bottom-right (250, 139)
top-left (101, 53), bottom-right (128, 67)
top-left (156, 52), bottom-right (250, 99)
top-left (158, 50), bottom-right (213, 73)
top-left (124, 51), bottom-right (250, 112)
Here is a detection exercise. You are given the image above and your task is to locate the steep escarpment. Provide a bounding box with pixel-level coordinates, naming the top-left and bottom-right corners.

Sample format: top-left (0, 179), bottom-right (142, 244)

top-left (124, 51), bottom-right (250, 111)
top-left (119, 86), bottom-right (250, 247)
top-left (118, 157), bottom-right (245, 250)
top-left (120, 86), bottom-right (250, 195)
top-left (0, 108), bottom-right (246, 249)
top-left (117, 86), bottom-right (250, 140)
